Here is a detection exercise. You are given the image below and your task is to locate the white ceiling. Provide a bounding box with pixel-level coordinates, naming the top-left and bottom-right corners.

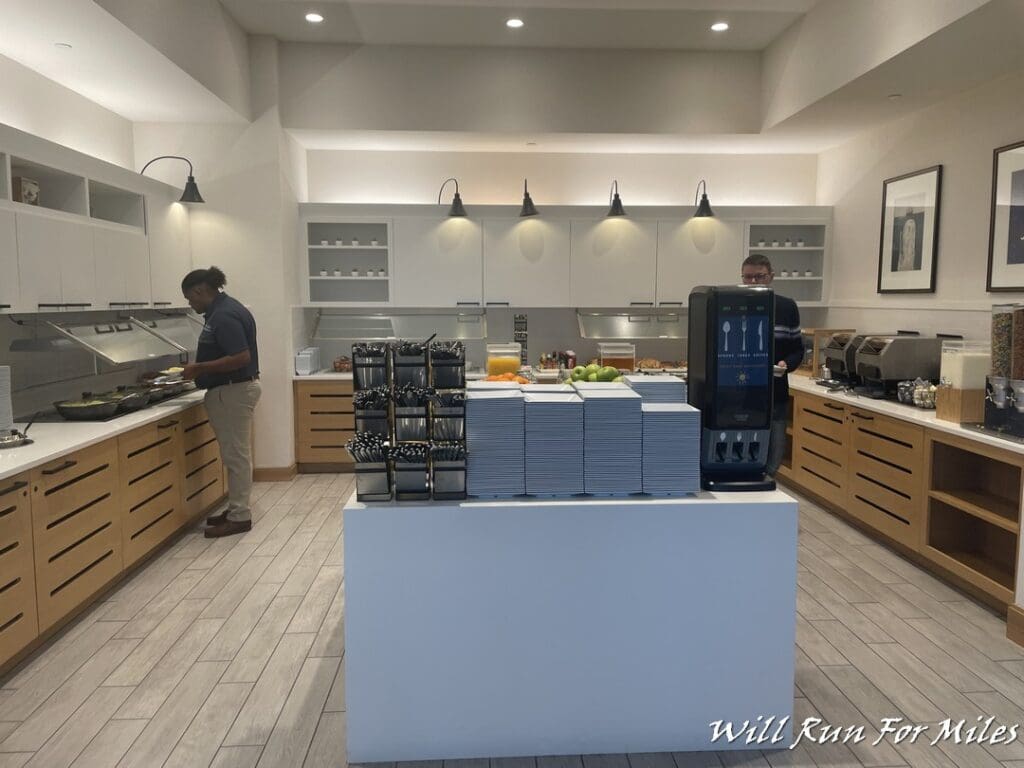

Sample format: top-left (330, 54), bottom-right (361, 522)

top-left (0, 0), bottom-right (245, 123)
top-left (220, 0), bottom-right (817, 50)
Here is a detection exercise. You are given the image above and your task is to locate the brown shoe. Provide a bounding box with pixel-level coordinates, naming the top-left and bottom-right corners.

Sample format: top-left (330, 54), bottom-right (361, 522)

top-left (204, 519), bottom-right (252, 538)
top-left (205, 510), bottom-right (228, 526)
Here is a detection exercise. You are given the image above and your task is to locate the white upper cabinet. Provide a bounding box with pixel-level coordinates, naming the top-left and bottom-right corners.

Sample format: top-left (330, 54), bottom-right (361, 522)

top-left (16, 211), bottom-right (95, 310)
top-left (482, 218), bottom-right (571, 307)
top-left (392, 217), bottom-right (483, 307)
top-left (0, 210), bottom-right (20, 312)
top-left (93, 227), bottom-right (151, 309)
top-left (147, 195), bottom-right (192, 308)
top-left (656, 219), bottom-right (744, 306)
top-left (570, 219), bottom-right (658, 307)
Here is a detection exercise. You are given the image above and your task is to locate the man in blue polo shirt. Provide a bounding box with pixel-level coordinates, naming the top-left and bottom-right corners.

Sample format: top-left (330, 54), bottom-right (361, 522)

top-left (181, 267), bottom-right (262, 538)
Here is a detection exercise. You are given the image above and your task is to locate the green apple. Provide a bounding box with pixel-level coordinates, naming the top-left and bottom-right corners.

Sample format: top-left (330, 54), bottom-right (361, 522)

top-left (572, 365), bottom-right (587, 379)
top-left (587, 372), bottom-right (599, 382)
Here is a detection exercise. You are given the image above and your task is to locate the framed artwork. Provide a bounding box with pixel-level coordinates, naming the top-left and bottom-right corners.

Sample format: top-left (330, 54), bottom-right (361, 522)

top-left (877, 165), bottom-right (942, 294)
top-left (987, 139), bottom-right (1024, 291)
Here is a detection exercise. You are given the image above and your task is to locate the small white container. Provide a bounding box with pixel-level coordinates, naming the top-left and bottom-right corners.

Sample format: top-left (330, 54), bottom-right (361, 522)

top-left (335, 239), bottom-right (343, 246)
top-left (319, 269), bottom-right (328, 276)
top-left (379, 269), bottom-right (387, 277)
top-left (333, 269), bottom-right (342, 277)
top-left (352, 239), bottom-right (360, 246)
top-left (804, 270), bottom-right (813, 277)
top-left (771, 240), bottom-right (780, 247)
top-left (351, 269), bottom-right (359, 277)
top-left (371, 239), bottom-right (379, 246)
top-left (797, 238), bottom-right (805, 247)
top-left (784, 239), bottom-right (792, 247)
top-left (757, 239), bottom-right (766, 247)
top-left (320, 240), bottom-right (329, 246)
top-left (780, 270), bottom-right (790, 278)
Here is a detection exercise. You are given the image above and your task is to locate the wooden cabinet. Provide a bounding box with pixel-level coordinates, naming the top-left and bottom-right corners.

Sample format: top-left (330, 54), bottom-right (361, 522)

top-left (15, 211), bottom-right (96, 310)
top-left (846, 408), bottom-right (925, 550)
top-left (30, 440), bottom-right (122, 632)
top-left (570, 219), bottom-right (658, 307)
top-left (147, 192), bottom-right (192, 308)
top-left (791, 393), bottom-right (849, 501)
top-left (181, 405), bottom-right (226, 519)
top-left (0, 210), bottom-right (20, 313)
top-left (392, 217), bottom-right (483, 307)
top-left (655, 219), bottom-right (743, 306)
top-left (295, 380), bottom-right (355, 467)
top-left (93, 226), bottom-right (151, 309)
top-left (482, 218), bottom-right (571, 307)
top-left (0, 475), bottom-right (38, 668)
top-left (118, 418), bottom-right (183, 568)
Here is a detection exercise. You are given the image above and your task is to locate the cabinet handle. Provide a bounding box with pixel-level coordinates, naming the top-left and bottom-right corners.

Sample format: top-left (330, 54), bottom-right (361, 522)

top-left (157, 420), bottom-right (180, 429)
top-left (456, 301), bottom-right (481, 306)
top-left (41, 459), bottom-right (78, 476)
top-left (63, 303), bottom-right (92, 308)
top-left (851, 411), bottom-right (874, 421)
top-left (823, 403), bottom-right (844, 411)
top-left (0, 304), bottom-right (10, 310)
top-left (658, 301), bottom-right (684, 306)
top-left (0, 480), bottom-right (28, 496)
top-left (110, 302), bottom-right (149, 307)
top-left (485, 301), bottom-right (510, 307)
top-left (630, 301), bottom-right (654, 307)
top-left (154, 302), bottom-right (173, 307)
top-left (37, 303), bottom-right (64, 309)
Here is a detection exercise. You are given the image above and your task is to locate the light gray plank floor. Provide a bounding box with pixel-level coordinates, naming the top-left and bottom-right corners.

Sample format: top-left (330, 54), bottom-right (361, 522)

top-left (2, 477), bottom-right (1023, 767)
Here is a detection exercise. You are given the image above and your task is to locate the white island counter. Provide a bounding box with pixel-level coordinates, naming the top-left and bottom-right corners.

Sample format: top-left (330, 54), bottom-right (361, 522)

top-left (343, 490), bottom-right (798, 761)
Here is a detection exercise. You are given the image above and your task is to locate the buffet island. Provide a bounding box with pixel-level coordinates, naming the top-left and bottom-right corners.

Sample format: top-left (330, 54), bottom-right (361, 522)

top-left (343, 490), bottom-right (798, 761)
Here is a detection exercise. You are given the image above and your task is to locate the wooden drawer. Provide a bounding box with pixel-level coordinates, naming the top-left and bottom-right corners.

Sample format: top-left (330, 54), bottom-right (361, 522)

top-left (297, 412), bottom-right (356, 431)
top-left (794, 395), bottom-right (848, 444)
top-left (295, 380), bottom-right (354, 400)
top-left (31, 440), bottom-right (122, 632)
top-left (183, 463), bottom-right (225, 519)
top-left (185, 453), bottom-right (224, 499)
top-left (848, 474), bottom-right (921, 549)
top-left (0, 475), bottom-right (38, 668)
top-left (793, 447), bottom-right (845, 501)
top-left (183, 419), bottom-right (216, 454)
top-left (124, 480), bottom-right (181, 568)
top-left (180, 403), bottom-right (210, 431)
top-left (297, 439), bottom-right (355, 465)
top-left (119, 419), bottom-right (182, 474)
top-left (184, 438), bottom-right (222, 477)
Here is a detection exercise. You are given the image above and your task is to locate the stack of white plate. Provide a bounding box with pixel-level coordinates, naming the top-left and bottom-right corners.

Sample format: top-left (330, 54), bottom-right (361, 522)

top-left (467, 380), bottom-right (521, 390)
top-left (0, 366), bottom-right (13, 433)
top-left (524, 392), bottom-right (584, 496)
top-left (571, 381), bottom-right (628, 391)
top-left (642, 403), bottom-right (701, 495)
top-left (521, 383), bottom-right (574, 392)
top-left (578, 388), bottom-right (643, 495)
top-left (622, 374), bottom-right (687, 404)
top-left (466, 390), bottom-right (525, 496)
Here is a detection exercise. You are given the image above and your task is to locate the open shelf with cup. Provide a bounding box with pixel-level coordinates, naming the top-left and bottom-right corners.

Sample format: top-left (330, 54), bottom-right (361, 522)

top-left (305, 220), bottom-right (392, 304)
top-left (747, 221), bottom-right (829, 305)
top-left (8, 156), bottom-right (87, 215)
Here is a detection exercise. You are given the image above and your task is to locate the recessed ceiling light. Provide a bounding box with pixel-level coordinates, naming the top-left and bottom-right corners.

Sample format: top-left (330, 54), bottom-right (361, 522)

top-left (506, 18), bottom-right (524, 29)
top-left (887, 93), bottom-right (903, 101)
top-left (305, 12), bottom-right (324, 23)
top-left (710, 21), bottom-right (729, 32)
top-left (54, 42), bottom-right (73, 49)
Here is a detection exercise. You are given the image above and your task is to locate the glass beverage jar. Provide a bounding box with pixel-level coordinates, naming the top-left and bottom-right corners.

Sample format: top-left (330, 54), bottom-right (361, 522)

top-left (940, 340), bottom-right (991, 390)
top-left (991, 304), bottom-right (1013, 379)
top-left (486, 343), bottom-right (522, 376)
top-left (597, 342), bottom-right (636, 372)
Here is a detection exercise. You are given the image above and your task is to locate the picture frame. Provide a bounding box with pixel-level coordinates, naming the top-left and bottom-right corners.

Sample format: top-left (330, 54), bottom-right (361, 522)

top-left (986, 139), bottom-right (1024, 291)
top-left (877, 165), bottom-right (942, 294)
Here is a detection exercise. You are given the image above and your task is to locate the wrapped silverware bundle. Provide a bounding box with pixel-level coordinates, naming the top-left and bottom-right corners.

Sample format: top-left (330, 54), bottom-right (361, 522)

top-left (392, 383), bottom-right (435, 407)
top-left (354, 386), bottom-right (390, 411)
top-left (394, 339), bottom-right (428, 357)
top-left (391, 442), bottom-right (430, 463)
top-left (345, 433), bottom-right (390, 463)
top-left (430, 442), bottom-right (466, 462)
top-left (353, 342), bottom-right (389, 358)
top-left (430, 340), bottom-right (466, 388)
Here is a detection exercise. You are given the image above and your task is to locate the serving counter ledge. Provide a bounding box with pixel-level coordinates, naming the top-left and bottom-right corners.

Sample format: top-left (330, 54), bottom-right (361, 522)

top-left (343, 490), bottom-right (798, 761)
top-left (0, 391), bottom-right (206, 482)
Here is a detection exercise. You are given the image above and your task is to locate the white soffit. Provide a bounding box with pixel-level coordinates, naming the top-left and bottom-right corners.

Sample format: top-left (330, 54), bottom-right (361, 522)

top-left (288, 129), bottom-right (835, 155)
top-left (0, 0), bottom-right (245, 123)
top-left (221, 0), bottom-right (816, 50)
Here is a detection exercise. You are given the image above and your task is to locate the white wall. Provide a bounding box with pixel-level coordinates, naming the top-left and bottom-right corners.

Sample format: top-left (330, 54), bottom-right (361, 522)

top-left (817, 68), bottom-right (1024, 341)
top-left (279, 44), bottom-right (761, 135)
top-left (94, 0), bottom-right (251, 120)
top-left (306, 150), bottom-right (818, 206)
top-left (0, 53), bottom-right (134, 168)
top-left (761, 0), bottom-right (988, 129)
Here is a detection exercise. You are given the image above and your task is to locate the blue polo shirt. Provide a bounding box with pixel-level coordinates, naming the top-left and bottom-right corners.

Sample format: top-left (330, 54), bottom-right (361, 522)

top-left (195, 293), bottom-right (259, 390)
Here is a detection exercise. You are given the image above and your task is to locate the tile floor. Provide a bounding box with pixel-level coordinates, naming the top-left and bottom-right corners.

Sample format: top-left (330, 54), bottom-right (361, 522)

top-left (1, 474), bottom-right (1023, 767)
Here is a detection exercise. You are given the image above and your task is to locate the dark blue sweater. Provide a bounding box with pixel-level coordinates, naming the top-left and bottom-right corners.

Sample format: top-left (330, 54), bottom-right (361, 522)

top-left (773, 293), bottom-right (804, 405)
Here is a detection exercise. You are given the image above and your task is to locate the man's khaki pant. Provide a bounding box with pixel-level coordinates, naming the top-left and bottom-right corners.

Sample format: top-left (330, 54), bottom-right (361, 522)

top-left (204, 380), bottom-right (261, 523)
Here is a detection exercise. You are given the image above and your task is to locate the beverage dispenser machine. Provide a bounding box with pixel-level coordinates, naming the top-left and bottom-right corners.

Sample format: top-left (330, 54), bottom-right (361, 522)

top-left (688, 285), bottom-right (776, 491)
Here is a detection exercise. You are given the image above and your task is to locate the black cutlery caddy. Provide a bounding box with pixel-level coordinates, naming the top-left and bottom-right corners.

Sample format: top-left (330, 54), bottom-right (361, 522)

top-left (394, 461), bottom-right (431, 500)
top-left (355, 408), bottom-right (390, 437)
top-left (394, 406), bottom-right (429, 442)
top-left (432, 459), bottom-right (467, 500)
top-left (354, 354), bottom-right (389, 390)
top-left (355, 462), bottom-right (392, 502)
top-left (430, 405), bottom-right (465, 441)
top-left (393, 347), bottom-right (429, 388)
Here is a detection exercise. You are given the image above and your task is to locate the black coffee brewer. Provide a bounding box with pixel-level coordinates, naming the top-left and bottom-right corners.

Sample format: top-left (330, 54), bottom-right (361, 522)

top-left (688, 285), bottom-right (775, 492)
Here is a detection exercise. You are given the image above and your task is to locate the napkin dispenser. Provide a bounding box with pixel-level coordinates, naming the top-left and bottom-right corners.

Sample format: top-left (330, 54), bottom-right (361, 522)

top-left (295, 347), bottom-right (321, 376)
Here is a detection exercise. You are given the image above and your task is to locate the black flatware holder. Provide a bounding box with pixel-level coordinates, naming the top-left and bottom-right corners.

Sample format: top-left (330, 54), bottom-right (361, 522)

top-left (355, 408), bottom-right (390, 437)
top-left (393, 351), bottom-right (428, 388)
top-left (430, 359), bottom-right (465, 389)
top-left (355, 462), bottom-right (392, 502)
top-left (430, 405), bottom-right (465, 441)
top-left (394, 406), bottom-right (428, 442)
top-left (394, 461), bottom-right (430, 500)
top-left (354, 355), bottom-right (389, 390)
top-left (432, 459), bottom-right (467, 500)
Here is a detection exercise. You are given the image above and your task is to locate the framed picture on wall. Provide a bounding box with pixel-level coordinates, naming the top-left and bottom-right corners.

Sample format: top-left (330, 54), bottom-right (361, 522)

top-left (877, 165), bottom-right (942, 294)
top-left (987, 139), bottom-right (1024, 291)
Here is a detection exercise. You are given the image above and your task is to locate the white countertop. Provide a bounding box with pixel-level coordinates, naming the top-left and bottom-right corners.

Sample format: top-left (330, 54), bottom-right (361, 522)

top-left (787, 375), bottom-right (1024, 456)
top-left (0, 391), bottom-right (207, 483)
top-left (292, 370), bottom-right (487, 381)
